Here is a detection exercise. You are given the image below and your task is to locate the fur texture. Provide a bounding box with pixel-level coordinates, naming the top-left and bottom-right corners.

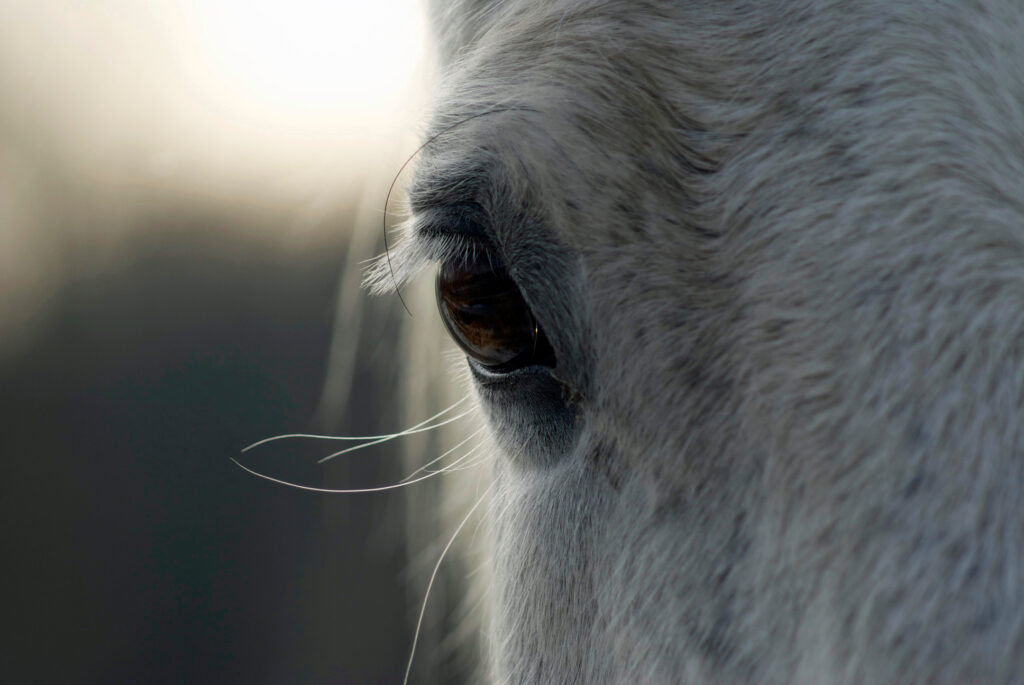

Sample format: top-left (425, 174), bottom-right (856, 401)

top-left (375, 1), bottom-right (1024, 682)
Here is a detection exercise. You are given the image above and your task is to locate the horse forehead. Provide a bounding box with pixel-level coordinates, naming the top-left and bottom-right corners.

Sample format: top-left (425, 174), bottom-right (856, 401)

top-left (424, 2), bottom-right (1024, 244)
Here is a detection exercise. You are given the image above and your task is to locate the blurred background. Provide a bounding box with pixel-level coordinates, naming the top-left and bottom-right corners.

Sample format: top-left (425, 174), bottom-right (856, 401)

top-left (0, 3), bottom-right (475, 683)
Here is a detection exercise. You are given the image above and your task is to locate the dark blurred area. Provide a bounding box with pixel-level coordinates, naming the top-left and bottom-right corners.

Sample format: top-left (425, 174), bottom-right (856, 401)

top-left (0, 3), bottom-right (455, 683)
top-left (0, 171), bottom-right (417, 684)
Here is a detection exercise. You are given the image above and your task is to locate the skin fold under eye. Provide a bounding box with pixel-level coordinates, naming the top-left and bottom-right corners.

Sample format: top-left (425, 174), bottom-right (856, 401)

top-left (435, 250), bottom-right (556, 372)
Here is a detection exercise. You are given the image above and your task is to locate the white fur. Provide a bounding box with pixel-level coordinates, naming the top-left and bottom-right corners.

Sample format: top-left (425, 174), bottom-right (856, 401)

top-left (373, 1), bottom-right (1024, 682)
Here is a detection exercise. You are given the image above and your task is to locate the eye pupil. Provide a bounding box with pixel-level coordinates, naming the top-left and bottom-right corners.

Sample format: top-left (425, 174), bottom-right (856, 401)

top-left (436, 254), bottom-right (555, 371)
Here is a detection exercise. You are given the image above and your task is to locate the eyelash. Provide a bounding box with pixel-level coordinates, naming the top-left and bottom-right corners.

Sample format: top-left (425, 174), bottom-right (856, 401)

top-left (418, 228), bottom-right (498, 271)
top-left (366, 209), bottom-right (500, 297)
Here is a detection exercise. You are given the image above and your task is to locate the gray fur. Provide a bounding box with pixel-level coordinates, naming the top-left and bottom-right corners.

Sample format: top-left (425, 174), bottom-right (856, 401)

top-left (374, 1), bottom-right (1024, 682)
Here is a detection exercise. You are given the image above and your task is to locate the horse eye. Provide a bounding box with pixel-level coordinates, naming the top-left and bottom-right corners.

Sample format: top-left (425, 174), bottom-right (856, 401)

top-left (435, 253), bottom-right (556, 371)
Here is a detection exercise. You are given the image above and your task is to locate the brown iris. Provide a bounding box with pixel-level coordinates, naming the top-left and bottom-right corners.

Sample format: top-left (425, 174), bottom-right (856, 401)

top-left (435, 253), bottom-right (555, 371)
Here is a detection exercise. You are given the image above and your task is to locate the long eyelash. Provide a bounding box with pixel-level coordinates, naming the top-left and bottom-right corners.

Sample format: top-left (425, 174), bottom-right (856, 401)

top-left (363, 219), bottom-right (498, 295)
top-left (362, 217), bottom-right (424, 294)
top-left (380, 106), bottom-right (537, 312)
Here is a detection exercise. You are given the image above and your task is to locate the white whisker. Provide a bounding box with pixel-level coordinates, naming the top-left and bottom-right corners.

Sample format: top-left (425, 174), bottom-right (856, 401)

top-left (423, 444), bottom-right (487, 474)
top-left (316, 408), bottom-right (477, 464)
top-left (231, 442), bottom-right (484, 494)
top-left (239, 396), bottom-right (471, 453)
top-left (403, 481), bottom-right (495, 685)
top-left (427, 454), bottom-right (488, 474)
top-left (399, 427), bottom-right (486, 483)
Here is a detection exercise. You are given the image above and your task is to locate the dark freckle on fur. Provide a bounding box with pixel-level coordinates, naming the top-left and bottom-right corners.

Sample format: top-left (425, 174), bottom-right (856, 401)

top-left (672, 151), bottom-right (716, 176)
top-left (700, 597), bottom-right (737, 665)
top-left (782, 123), bottom-right (810, 143)
top-left (972, 601), bottom-right (998, 633)
top-left (685, 363), bottom-right (707, 390)
top-left (724, 512), bottom-right (751, 569)
top-left (652, 488), bottom-right (689, 522)
top-left (698, 519), bottom-right (750, 667)
top-left (579, 126), bottom-right (599, 146)
top-left (611, 201), bottom-right (646, 237)
top-left (605, 231), bottom-right (630, 249)
top-left (689, 223), bottom-right (720, 240)
top-left (946, 537), bottom-right (968, 565)
top-left (838, 81), bottom-right (873, 108)
top-left (964, 560), bottom-right (980, 585)
top-left (951, 351), bottom-right (967, 374)
top-left (902, 466), bottom-right (927, 498)
top-left (590, 440), bottom-right (624, 492)
top-left (907, 421), bottom-right (926, 447)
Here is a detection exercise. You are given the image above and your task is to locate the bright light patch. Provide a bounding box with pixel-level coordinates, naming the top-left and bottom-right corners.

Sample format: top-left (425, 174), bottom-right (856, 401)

top-left (195, 0), bottom-right (427, 119)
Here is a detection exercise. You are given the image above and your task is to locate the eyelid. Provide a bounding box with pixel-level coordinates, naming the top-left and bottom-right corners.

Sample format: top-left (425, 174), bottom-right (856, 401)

top-left (414, 205), bottom-right (501, 269)
top-left (363, 204), bottom-right (500, 295)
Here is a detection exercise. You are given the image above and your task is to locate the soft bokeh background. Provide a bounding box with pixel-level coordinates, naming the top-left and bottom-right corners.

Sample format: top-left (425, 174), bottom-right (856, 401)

top-left (0, 3), bottom-right (472, 682)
